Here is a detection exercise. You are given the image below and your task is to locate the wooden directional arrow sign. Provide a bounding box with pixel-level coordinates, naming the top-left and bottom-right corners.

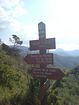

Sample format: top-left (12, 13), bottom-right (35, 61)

top-left (24, 53), bottom-right (53, 64)
top-left (30, 38), bottom-right (56, 50)
top-left (32, 67), bottom-right (64, 80)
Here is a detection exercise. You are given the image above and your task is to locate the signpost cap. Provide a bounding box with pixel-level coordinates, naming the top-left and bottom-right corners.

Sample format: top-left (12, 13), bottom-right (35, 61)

top-left (38, 21), bottom-right (45, 25)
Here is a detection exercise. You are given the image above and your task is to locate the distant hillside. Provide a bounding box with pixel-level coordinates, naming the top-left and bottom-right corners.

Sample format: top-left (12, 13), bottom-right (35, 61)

top-left (17, 47), bottom-right (79, 57)
top-left (13, 46), bottom-right (39, 56)
top-left (52, 48), bottom-right (79, 56)
top-left (16, 46), bottom-right (29, 55)
top-left (54, 54), bottom-right (79, 69)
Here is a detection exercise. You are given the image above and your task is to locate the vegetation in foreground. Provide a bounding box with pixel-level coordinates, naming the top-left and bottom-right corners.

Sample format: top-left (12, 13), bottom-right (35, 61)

top-left (0, 43), bottom-right (79, 105)
top-left (47, 67), bottom-right (79, 105)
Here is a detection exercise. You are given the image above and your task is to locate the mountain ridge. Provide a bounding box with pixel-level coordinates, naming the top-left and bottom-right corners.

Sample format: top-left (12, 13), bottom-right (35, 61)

top-left (16, 46), bottom-right (79, 57)
top-left (9, 46), bottom-right (79, 69)
top-left (52, 48), bottom-right (79, 56)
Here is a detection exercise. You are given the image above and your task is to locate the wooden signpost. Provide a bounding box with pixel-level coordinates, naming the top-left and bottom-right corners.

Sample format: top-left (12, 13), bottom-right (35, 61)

top-left (24, 22), bottom-right (64, 105)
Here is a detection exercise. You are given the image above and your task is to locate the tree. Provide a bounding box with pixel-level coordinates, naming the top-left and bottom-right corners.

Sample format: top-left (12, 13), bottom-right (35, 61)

top-left (1, 43), bottom-right (20, 56)
top-left (9, 35), bottom-right (23, 47)
top-left (9, 35), bottom-right (23, 56)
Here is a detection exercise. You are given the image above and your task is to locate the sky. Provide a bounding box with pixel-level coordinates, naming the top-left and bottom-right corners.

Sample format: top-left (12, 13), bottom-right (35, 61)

top-left (0, 0), bottom-right (79, 50)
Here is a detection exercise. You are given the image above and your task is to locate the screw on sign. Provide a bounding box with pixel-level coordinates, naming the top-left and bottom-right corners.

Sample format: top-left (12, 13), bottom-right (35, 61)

top-left (24, 53), bottom-right (53, 64)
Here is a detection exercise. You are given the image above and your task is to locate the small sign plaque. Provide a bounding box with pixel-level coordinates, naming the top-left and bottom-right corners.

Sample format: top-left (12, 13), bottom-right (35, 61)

top-left (30, 38), bottom-right (56, 50)
top-left (24, 53), bottom-right (53, 64)
top-left (32, 67), bottom-right (64, 80)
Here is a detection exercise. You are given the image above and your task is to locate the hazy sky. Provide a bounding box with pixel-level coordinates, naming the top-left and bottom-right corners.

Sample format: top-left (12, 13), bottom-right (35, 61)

top-left (0, 0), bottom-right (79, 50)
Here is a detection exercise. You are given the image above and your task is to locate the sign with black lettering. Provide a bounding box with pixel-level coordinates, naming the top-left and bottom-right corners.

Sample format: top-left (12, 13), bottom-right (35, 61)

top-left (32, 67), bottom-right (64, 80)
top-left (30, 38), bottom-right (56, 50)
top-left (24, 53), bottom-right (53, 64)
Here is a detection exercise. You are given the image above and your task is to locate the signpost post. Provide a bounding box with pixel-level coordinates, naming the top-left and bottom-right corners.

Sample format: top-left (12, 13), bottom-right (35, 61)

top-left (38, 22), bottom-right (47, 105)
top-left (24, 22), bottom-right (64, 105)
